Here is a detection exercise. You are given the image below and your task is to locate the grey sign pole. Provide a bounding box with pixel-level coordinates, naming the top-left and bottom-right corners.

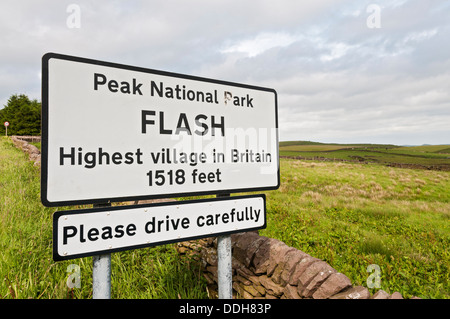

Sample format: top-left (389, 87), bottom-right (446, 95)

top-left (217, 194), bottom-right (232, 299)
top-left (92, 203), bottom-right (111, 299)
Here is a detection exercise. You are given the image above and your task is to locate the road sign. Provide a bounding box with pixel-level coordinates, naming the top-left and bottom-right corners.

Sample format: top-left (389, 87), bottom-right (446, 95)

top-left (41, 53), bottom-right (279, 207)
top-left (53, 194), bottom-right (266, 261)
top-left (4, 121), bottom-right (9, 127)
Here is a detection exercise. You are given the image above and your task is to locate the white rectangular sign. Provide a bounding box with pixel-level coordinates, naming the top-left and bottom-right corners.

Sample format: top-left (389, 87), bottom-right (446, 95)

top-left (41, 53), bottom-right (279, 207)
top-left (53, 195), bottom-right (266, 261)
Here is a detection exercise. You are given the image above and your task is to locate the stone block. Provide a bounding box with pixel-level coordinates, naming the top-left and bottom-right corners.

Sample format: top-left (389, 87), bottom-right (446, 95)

top-left (253, 284), bottom-right (266, 296)
top-left (252, 237), bottom-right (280, 274)
top-left (232, 256), bottom-right (246, 272)
top-left (266, 243), bottom-right (296, 276)
top-left (235, 275), bottom-right (251, 286)
top-left (299, 263), bottom-right (336, 298)
top-left (280, 250), bottom-right (311, 286)
top-left (233, 233), bottom-right (268, 267)
top-left (206, 265), bottom-right (218, 277)
top-left (236, 268), bottom-right (260, 285)
top-left (233, 282), bottom-right (253, 299)
top-left (282, 284), bottom-right (301, 299)
top-left (201, 247), bottom-right (218, 266)
top-left (258, 275), bottom-right (284, 297)
top-left (203, 272), bottom-right (215, 285)
top-left (231, 232), bottom-right (259, 249)
top-left (297, 261), bottom-right (330, 292)
top-left (311, 272), bottom-right (352, 299)
top-left (288, 256), bottom-right (319, 285)
top-left (389, 292), bottom-right (403, 299)
top-left (242, 283), bottom-right (263, 297)
top-left (370, 289), bottom-right (390, 299)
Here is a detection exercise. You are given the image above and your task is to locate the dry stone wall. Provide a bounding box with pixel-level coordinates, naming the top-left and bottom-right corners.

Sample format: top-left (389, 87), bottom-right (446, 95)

top-left (11, 135), bottom-right (41, 143)
top-left (177, 231), bottom-right (410, 299)
top-left (11, 136), bottom-right (41, 166)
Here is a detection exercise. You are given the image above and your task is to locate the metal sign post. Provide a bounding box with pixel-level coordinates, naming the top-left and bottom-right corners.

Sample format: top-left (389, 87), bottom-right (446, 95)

top-left (93, 254), bottom-right (111, 299)
top-left (217, 194), bottom-right (232, 299)
top-left (92, 203), bottom-right (111, 299)
top-left (4, 122), bottom-right (9, 136)
top-left (217, 235), bottom-right (232, 299)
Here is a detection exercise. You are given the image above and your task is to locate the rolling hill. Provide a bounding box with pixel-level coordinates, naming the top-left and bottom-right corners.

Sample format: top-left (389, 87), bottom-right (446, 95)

top-left (279, 141), bottom-right (450, 171)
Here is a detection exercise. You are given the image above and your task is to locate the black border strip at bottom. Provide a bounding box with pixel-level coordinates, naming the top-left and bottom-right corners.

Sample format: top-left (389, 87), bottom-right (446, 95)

top-left (53, 194), bottom-right (266, 261)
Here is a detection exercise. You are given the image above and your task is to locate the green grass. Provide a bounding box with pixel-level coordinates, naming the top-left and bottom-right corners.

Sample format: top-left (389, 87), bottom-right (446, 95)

top-left (393, 145), bottom-right (450, 153)
top-left (279, 145), bottom-right (355, 152)
top-left (260, 159), bottom-right (450, 298)
top-left (29, 142), bottom-right (41, 151)
top-left (2, 136), bottom-right (449, 299)
top-left (279, 140), bottom-right (397, 149)
top-left (0, 137), bottom-right (208, 299)
top-left (279, 141), bottom-right (450, 169)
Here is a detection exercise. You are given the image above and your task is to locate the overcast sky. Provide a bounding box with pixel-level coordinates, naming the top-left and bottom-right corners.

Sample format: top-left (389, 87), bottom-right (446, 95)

top-left (1, 0), bottom-right (449, 145)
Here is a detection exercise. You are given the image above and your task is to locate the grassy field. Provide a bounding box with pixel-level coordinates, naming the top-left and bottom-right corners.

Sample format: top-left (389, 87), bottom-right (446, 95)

top-left (280, 141), bottom-right (450, 169)
top-left (393, 145), bottom-right (450, 153)
top-left (1, 136), bottom-right (449, 298)
top-left (259, 159), bottom-right (449, 298)
top-left (0, 137), bottom-right (207, 299)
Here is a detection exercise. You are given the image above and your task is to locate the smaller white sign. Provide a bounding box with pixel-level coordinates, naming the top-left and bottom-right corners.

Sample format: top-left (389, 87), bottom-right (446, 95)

top-left (53, 194), bottom-right (265, 261)
top-left (4, 121), bottom-right (9, 127)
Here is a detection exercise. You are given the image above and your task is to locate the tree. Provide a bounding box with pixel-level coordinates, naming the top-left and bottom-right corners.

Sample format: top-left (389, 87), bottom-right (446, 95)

top-left (0, 94), bottom-right (41, 136)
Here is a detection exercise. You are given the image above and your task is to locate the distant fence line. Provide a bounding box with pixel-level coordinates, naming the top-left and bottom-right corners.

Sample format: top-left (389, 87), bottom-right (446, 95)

top-left (11, 135), bottom-right (41, 143)
top-left (281, 155), bottom-right (450, 171)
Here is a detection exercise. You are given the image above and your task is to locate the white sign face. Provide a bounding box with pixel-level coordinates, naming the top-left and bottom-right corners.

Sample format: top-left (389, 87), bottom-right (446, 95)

top-left (4, 122), bottom-right (9, 127)
top-left (53, 194), bottom-right (266, 261)
top-left (42, 53), bottom-right (279, 206)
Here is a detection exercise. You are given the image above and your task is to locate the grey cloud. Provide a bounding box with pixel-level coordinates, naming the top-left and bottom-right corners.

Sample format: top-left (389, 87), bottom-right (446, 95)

top-left (0, 0), bottom-right (448, 145)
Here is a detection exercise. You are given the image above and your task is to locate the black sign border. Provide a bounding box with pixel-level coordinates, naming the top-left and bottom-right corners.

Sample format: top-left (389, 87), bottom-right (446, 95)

top-left (41, 52), bottom-right (279, 207)
top-left (53, 194), bottom-right (266, 261)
